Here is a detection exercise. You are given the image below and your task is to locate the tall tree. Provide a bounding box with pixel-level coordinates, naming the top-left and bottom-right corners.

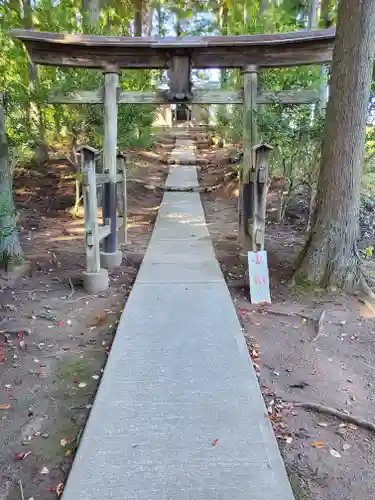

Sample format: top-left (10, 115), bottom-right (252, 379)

top-left (23, 0), bottom-right (48, 166)
top-left (0, 95), bottom-right (22, 267)
top-left (307, 0), bottom-right (319, 29)
top-left (134, 0), bottom-right (143, 36)
top-left (82, 0), bottom-right (100, 26)
top-left (294, 0), bottom-right (375, 290)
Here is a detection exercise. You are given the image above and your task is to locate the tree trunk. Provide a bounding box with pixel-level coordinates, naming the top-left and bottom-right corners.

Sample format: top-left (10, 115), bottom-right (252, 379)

top-left (82, 0), bottom-right (100, 26)
top-left (134, 0), bottom-right (143, 36)
top-left (294, 0), bottom-right (375, 290)
top-left (23, 0), bottom-right (48, 167)
top-left (0, 96), bottom-right (22, 268)
top-left (156, 4), bottom-right (165, 37)
top-left (320, 0), bottom-right (331, 28)
top-left (176, 17), bottom-right (182, 36)
top-left (259, 0), bottom-right (267, 14)
top-left (317, 0), bottom-right (334, 115)
top-left (146, 1), bottom-right (153, 37)
top-left (308, 0), bottom-right (319, 29)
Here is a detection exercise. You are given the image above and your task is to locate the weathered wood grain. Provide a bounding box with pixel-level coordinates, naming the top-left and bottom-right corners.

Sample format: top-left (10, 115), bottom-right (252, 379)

top-left (239, 65), bottom-right (258, 251)
top-left (102, 72), bottom-right (118, 254)
top-left (167, 56), bottom-right (191, 100)
top-left (49, 89), bottom-right (318, 105)
top-left (11, 28), bottom-right (335, 69)
top-left (82, 148), bottom-right (101, 274)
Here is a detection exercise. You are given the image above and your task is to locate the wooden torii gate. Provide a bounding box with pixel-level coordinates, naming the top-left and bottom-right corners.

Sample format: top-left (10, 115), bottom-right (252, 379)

top-left (11, 28), bottom-right (335, 288)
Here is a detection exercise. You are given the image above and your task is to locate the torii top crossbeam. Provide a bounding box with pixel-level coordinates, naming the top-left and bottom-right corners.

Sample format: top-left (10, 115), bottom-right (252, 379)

top-left (11, 28), bottom-right (335, 70)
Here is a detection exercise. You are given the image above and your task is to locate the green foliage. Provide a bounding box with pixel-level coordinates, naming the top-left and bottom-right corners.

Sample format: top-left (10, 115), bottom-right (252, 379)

top-left (0, 196), bottom-right (23, 267)
top-left (0, 0), bottom-right (156, 153)
top-left (363, 246), bottom-right (374, 259)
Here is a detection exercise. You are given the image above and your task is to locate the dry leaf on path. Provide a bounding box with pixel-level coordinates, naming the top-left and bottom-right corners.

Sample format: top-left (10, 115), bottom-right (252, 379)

top-left (311, 441), bottom-right (325, 448)
top-left (0, 404), bottom-right (11, 410)
top-left (14, 451), bottom-right (31, 460)
top-left (56, 483), bottom-right (64, 497)
top-left (78, 382), bottom-right (87, 388)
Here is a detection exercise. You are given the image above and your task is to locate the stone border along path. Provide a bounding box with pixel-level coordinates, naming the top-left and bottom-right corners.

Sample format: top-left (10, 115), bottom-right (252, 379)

top-left (62, 132), bottom-right (295, 500)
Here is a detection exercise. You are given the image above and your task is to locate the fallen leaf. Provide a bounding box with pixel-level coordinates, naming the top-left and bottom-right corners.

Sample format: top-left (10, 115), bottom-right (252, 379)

top-left (65, 448), bottom-right (71, 457)
top-left (285, 436), bottom-right (293, 444)
top-left (311, 441), bottom-right (325, 448)
top-left (342, 443), bottom-right (351, 451)
top-left (0, 404), bottom-right (11, 410)
top-left (92, 375), bottom-right (99, 380)
top-left (56, 483), bottom-right (64, 497)
top-left (238, 307), bottom-right (250, 315)
top-left (330, 448), bottom-right (342, 458)
top-left (91, 312), bottom-right (107, 327)
top-left (40, 466), bottom-right (49, 475)
top-left (78, 382), bottom-right (87, 388)
top-left (60, 438), bottom-right (68, 447)
top-left (211, 439), bottom-right (219, 446)
top-left (289, 382), bottom-right (309, 389)
top-left (317, 422), bottom-right (329, 428)
top-left (14, 451), bottom-right (32, 460)
top-left (348, 423), bottom-right (358, 430)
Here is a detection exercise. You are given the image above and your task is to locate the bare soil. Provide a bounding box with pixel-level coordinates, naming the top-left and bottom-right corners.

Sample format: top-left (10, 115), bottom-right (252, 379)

top-left (199, 147), bottom-right (375, 500)
top-left (3, 138), bottom-right (375, 500)
top-left (0, 150), bottom-right (167, 500)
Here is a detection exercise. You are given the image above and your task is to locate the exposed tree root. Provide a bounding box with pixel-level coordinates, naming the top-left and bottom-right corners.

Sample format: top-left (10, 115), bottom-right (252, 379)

top-left (294, 239), bottom-right (375, 298)
top-left (294, 402), bottom-right (375, 433)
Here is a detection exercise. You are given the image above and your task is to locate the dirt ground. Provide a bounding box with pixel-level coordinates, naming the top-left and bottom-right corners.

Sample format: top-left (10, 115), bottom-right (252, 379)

top-left (199, 148), bottom-right (375, 500)
top-left (0, 149), bottom-right (166, 500)
top-left (3, 136), bottom-right (375, 500)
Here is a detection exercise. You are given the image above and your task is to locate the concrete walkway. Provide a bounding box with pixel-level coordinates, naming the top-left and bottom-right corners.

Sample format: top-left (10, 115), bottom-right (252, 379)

top-left (62, 136), bottom-right (295, 500)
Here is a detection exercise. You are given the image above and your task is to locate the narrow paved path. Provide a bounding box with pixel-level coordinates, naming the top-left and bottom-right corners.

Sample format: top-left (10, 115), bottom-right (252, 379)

top-left (62, 132), bottom-right (295, 500)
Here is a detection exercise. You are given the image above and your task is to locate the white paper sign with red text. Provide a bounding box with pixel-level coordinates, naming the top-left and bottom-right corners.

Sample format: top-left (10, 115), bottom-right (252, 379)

top-left (248, 250), bottom-right (271, 304)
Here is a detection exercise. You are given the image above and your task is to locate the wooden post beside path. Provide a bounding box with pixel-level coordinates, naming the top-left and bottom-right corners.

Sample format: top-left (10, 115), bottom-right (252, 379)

top-left (80, 145), bottom-right (109, 293)
top-left (239, 65), bottom-right (259, 252)
top-left (100, 71), bottom-right (123, 269)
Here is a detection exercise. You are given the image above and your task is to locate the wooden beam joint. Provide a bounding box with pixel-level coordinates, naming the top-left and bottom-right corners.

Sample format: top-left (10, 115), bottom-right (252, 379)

top-left (167, 55), bottom-right (192, 102)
